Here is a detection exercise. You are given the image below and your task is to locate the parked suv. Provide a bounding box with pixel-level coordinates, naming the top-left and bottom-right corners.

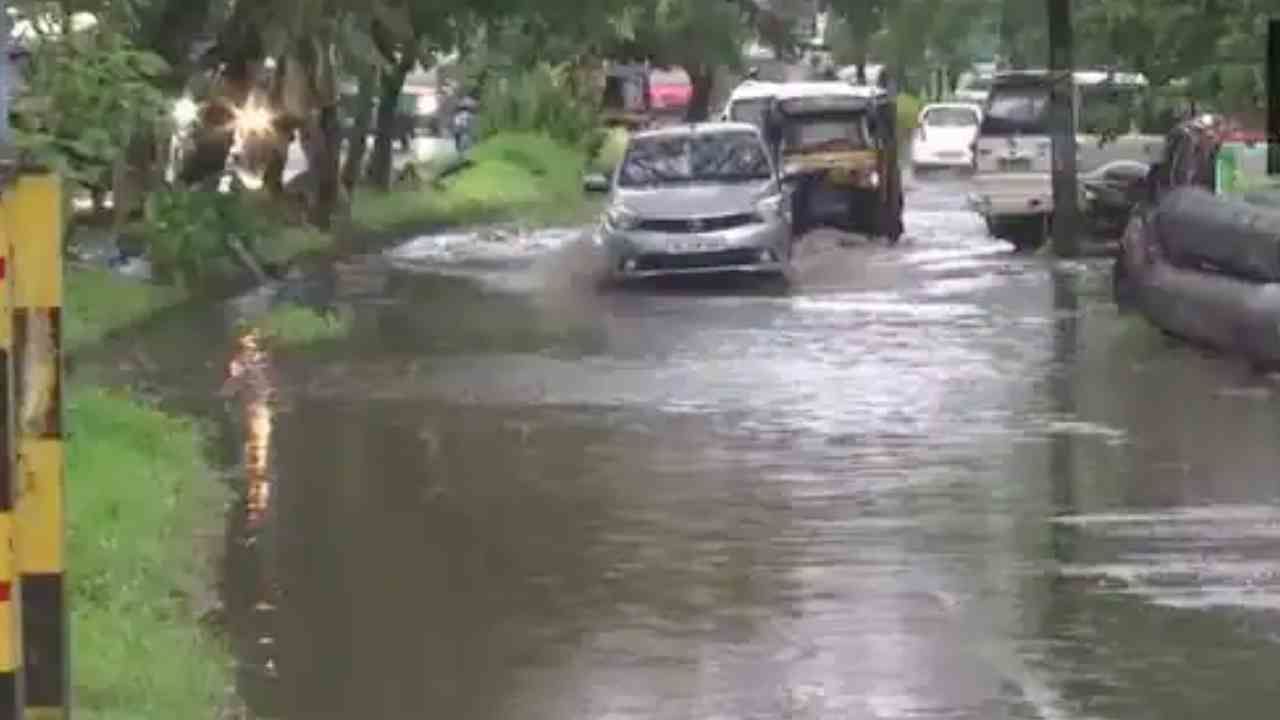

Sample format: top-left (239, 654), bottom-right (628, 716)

top-left (969, 70), bottom-right (1164, 250)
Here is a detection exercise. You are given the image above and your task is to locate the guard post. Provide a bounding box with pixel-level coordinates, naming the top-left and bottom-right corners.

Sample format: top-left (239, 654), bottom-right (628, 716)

top-left (8, 171), bottom-right (66, 720)
top-left (0, 2), bottom-right (29, 716)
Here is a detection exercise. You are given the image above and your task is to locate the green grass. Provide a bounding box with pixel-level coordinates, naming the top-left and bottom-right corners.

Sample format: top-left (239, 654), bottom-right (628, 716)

top-left (352, 132), bottom-right (591, 234)
top-left (66, 385), bottom-right (230, 719)
top-left (255, 225), bottom-right (332, 266)
top-left (65, 267), bottom-right (185, 350)
top-left (253, 302), bottom-right (353, 346)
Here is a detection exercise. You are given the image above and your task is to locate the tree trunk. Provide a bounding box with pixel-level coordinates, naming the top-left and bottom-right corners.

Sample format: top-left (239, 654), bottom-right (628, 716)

top-left (369, 52), bottom-right (415, 190)
top-left (685, 65), bottom-right (714, 122)
top-left (342, 68), bottom-right (378, 193)
top-left (306, 105), bottom-right (342, 229)
top-left (263, 121), bottom-right (292, 197)
top-left (181, 58), bottom-right (259, 187)
top-left (113, 124), bottom-right (159, 227)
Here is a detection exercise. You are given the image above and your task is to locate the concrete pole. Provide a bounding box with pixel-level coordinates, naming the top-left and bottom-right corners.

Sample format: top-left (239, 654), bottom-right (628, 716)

top-left (0, 1), bottom-right (9, 148)
top-left (1047, 0), bottom-right (1079, 257)
top-left (1268, 19), bottom-right (1279, 176)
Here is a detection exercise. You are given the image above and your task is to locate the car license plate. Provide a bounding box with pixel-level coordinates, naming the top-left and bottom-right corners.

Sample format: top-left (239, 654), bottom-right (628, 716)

top-left (999, 157), bottom-right (1032, 171)
top-left (671, 237), bottom-right (722, 253)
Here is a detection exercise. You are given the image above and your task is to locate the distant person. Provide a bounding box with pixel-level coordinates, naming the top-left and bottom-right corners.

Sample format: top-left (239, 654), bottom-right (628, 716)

top-left (452, 97), bottom-right (476, 154)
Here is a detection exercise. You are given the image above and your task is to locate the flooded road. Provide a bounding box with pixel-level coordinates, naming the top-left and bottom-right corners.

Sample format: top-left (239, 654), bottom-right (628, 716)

top-left (102, 176), bottom-right (1280, 719)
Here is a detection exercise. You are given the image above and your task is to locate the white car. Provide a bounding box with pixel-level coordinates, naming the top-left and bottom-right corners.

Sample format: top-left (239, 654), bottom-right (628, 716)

top-left (953, 70), bottom-right (993, 104)
top-left (718, 80), bottom-right (784, 131)
top-left (910, 103), bottom-right (982, 171)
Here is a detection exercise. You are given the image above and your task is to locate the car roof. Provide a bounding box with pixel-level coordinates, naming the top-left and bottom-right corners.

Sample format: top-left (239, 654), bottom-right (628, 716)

top-left (991, 69), bottom-right (1149, 86)
top-left (772, 81), bottom-right (886, 100)
top-left (922, 102), bottom-right (982, 113)
top-left (629, 122), bottom-right (762, 140)
top-left (727, 81), bottom-right (785, 101)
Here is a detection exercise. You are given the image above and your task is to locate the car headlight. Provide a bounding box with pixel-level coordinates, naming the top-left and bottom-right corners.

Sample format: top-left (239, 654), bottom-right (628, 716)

top-left (867, 171), bottom-right (880, 187)
top-left (756, 194), bottom-right (787, 221)
top-left (605, 205), bottom-right (640, 230)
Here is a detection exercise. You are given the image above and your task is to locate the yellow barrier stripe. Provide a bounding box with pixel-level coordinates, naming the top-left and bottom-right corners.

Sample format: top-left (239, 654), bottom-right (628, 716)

top-left (14, 441), bottom-right (59, 575)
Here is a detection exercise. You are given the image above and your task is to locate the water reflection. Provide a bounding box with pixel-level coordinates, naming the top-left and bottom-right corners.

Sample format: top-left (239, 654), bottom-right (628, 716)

top-left (222, 328), bottom-right (282, 717)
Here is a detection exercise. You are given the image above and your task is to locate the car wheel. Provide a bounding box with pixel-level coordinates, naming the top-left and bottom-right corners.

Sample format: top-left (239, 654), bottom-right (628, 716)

top-left (1009, 216), bottom-right (1049, 252)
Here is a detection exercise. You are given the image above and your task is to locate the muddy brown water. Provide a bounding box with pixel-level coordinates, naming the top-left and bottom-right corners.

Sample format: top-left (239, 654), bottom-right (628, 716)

top-left (83, 176), bottom-right (1280, 719)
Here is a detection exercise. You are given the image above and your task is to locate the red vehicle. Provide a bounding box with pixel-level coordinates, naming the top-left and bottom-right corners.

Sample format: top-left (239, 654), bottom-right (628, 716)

top-left (648, 67), bottom-right (692, 112)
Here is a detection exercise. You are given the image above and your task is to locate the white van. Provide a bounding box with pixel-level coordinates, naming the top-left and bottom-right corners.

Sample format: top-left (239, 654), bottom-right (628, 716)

top-left (969, 70), bottom-right (1164, 250)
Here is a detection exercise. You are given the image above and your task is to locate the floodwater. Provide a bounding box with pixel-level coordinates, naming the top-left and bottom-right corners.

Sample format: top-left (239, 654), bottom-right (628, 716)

top-left (89, 176), bottom-right (1280, 719)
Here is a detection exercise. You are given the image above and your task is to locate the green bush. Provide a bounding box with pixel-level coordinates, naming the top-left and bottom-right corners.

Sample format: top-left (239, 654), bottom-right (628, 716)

top-left (476, 63), bottom-right (604, 153)
top-left (142, 190), bottom-right (272, 288)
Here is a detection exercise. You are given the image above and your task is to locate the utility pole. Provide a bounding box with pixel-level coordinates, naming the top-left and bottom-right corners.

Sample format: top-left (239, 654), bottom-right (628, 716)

top-left (1047, 0), bottom-right (1078, 257)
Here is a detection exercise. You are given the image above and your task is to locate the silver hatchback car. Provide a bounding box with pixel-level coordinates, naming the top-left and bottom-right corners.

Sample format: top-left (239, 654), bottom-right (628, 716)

top-left (592, 122), bottom-right (793, 279)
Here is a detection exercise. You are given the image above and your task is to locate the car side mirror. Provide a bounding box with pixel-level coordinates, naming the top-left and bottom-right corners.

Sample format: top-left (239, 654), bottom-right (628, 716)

top-left (583, 173), bottom-right (611, 193)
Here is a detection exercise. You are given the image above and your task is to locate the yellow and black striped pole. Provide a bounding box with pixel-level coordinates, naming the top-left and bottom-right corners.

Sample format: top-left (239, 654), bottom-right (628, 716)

top-left (0, 183), bottom-right (24, 718)
top-left (0, 4), bottom-right (27, 716)
top-left (8, 173), bottom-right (65, 720)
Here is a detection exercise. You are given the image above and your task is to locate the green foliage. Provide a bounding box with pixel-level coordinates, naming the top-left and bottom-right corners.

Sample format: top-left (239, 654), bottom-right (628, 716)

top-left (11, 25), bottom-right (169, 186)
top-left (142, 190), bottom-right (272, 288)
top-left (67, 384), bottom-right (230, 718)
top-left (475, 63), bottom-right (604, 152)
top-left (610, 0), bottom-right (747, 72)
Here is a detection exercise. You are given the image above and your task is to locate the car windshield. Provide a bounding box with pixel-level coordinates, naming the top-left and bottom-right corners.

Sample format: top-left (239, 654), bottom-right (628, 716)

top-left (729, 98), bottom-right (771, 128)
top-left (980, 84), bottom-right (1050, 135)
top-left (923, 107), bottom-right (978, 127)
top-left (618, 131), bottom-right (772, 187)
top-left (963, 77), bottom-right (992, 91)
top-left (782, 115), bottom-right (872, 152)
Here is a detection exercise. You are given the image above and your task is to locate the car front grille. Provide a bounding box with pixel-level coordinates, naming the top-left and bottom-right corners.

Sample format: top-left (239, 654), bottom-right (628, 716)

top-left (633, 248), bottom-right (767, 271)
top-left (636, 213), bottom-right (759, 233)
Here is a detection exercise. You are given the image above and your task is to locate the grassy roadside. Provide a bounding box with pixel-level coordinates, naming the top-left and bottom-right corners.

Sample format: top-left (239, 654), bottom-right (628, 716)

top-left (66, 267), bottom-right (186, 349)
top-left (65, 266), bottom-right (230, 717)
top-left (67, 386), bottom-right (230, 719)
top-left (351, 132), bottom-right (599, 237)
